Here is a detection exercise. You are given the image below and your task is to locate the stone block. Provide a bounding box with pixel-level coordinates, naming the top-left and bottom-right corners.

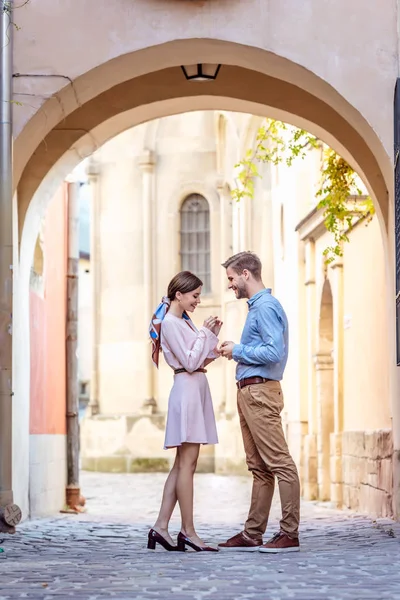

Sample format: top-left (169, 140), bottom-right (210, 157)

top-left (303, 481), bottom-right (318, 501)
top-left (95, 456), bottom-right (128, 473)
top-left (378, 430), bottom-right (393, 460)
top-left (343, 455), bottom-right (366, 487)
top-left (214, 458), bottom-right (249, 476)
top-left (304, 433), bottom-right (317, 458)
top-left (342, 431), bottom-right (365, 458)
top-left (364, 430), bottom-right (393, 460)
top-left (358, 484), bottom-right (392, 517)
top-left (377, 458), bottom-right (393, 493)
top-left (330, 482), bottom-right (343, 507)
top-left (366, 458), bottom-right (377, 474)
top-left (366, 471), bottom-right (378, 489)
top-left (81, 456), bottom-right (96, 471)
top-left (363, 458), bottom-right (377, 487)
top-left (128, 458), bottom-right (169, 473)
top-left (342, 484), bottom-right (351, 509)
top-left (197, 456), bottom-right (215, 473)
top-left (347, 484), bottom-right (360, 511)
top-left (302, 433), bottom-right (319, 500)
top-left (330, 455), bottom-right (342, 483)
top-left (330, 432), bottom-right (342, 457)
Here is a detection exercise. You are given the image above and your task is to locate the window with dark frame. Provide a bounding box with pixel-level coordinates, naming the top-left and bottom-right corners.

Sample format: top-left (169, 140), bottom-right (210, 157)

top-left (180, 194), bottom-right (211, 293)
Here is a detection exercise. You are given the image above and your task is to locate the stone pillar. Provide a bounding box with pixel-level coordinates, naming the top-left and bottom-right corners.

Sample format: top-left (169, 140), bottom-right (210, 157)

top-left (314, 351), bottom-right (334, 501)
top-left (138, 150), bottom-right (156, 414)
top-left (86, 159), bottom-right (101, 416)
top-left (330, 431), bottom-right (343, 507)
top-left (330, 261), bottom-right (344, 433)
top-left (303, 239), bottom-right (318, 499)
top-left (232, 199), bottom-right (240, 254)
top-left (217, 180), bottom-right (229, 413)
top-left (239, 196), bottom-right (250, 251)
top-left (305, 240), bottom-right (317, 433)
top-left (329, 260), bottom-right (344, 506)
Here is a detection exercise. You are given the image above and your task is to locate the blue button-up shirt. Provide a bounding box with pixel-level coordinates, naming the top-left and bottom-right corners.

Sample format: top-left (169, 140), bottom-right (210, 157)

top-left (232, 288), bottom-right (289, 381)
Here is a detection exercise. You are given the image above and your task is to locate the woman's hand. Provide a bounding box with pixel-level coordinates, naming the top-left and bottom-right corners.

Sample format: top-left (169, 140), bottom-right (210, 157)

top-left (203, 316), bottom-right (223, 336)
top-left (211, 319), bottom-right (223, 337)
top-left (203, 316), bottom-right (218, 331)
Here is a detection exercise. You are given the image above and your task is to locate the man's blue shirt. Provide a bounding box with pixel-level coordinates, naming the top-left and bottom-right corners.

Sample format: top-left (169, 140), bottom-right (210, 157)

top-left (232, 288), bottom-right (289, 381)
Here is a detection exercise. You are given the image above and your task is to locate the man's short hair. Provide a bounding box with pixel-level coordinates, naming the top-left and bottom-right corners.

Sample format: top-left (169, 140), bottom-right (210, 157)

top-left (222, 251), bottom-right (262, 281)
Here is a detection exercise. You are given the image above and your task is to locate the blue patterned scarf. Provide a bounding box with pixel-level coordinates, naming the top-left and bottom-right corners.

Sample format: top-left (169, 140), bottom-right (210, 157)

top-left (149, 296), bottom-right (190, 368)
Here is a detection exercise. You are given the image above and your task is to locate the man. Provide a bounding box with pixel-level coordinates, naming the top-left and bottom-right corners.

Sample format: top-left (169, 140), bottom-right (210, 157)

top-left (218, 251), bottom-right (300, 553)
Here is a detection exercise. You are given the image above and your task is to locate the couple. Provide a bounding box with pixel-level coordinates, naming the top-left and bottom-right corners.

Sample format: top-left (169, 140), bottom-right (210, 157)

top-left (148, 251), bottom-right (300, 554)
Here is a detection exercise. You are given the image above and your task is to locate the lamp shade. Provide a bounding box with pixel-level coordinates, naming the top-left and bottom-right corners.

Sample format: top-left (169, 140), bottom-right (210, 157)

top-left (181, 64), bottom-right (221, 81)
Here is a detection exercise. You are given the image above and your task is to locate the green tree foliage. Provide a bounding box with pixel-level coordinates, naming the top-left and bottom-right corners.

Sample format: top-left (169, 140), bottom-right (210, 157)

top-left (232, 120), bottom-right (375, 264)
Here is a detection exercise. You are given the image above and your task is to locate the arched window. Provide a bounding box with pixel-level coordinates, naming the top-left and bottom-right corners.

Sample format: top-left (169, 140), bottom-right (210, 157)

top-left (180, 194), bottom-right (211, 293)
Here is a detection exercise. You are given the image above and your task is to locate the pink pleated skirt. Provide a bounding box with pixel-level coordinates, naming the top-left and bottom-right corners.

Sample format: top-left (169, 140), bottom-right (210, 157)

top-left (164, 372), bottom-right (218, 449)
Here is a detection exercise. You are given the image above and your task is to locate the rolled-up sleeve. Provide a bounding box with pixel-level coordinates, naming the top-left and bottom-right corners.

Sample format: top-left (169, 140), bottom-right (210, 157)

top-left (232, 305), bottom-right (285, 365)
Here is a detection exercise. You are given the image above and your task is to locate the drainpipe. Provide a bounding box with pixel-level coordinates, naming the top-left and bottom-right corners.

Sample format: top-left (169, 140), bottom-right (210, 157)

top-left (0, 0), bottom-right (21, 532)
top-left (65, 180), bottom-right (81, 510)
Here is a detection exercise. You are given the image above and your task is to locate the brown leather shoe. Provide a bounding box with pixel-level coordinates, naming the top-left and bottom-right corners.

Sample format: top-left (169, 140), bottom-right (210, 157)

top-left (218, 531), bottom-right (262, 552)
top-left (259, 532), bottom-right (300, 553)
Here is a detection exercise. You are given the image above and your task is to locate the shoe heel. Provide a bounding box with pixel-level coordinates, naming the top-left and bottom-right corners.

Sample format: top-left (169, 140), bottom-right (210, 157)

top-left (147, 537), bottom-right (156, 550)
top-left (177, 539), bottom-right (186, 552)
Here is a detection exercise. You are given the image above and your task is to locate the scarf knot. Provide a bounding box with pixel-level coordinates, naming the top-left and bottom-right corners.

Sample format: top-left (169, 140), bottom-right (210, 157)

top-left (149, 296), bottom-right (171, 368)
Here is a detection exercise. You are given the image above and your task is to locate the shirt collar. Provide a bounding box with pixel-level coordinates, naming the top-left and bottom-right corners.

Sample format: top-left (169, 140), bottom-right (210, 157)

top-left (247, 288), bottom-right (272, 308)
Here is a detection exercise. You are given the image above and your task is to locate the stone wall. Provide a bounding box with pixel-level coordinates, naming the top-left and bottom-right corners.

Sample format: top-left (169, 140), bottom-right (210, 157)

top-left (80, 414), bottom-right (216, 474)
top-left (341, 430), bottom-right (393, 517)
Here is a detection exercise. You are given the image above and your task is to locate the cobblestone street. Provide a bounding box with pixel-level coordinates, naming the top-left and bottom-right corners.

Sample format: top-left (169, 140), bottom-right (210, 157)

top-left (1, 471), bottom-right (400, 599)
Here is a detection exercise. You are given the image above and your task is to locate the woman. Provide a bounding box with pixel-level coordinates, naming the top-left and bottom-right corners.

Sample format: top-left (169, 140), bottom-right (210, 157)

top-left (147, 271), bottom-right (222, 552)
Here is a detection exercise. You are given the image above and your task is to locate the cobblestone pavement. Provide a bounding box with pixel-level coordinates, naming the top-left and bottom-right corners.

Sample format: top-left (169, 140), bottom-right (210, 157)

top-left (1, 471), bottom-right (400, 599)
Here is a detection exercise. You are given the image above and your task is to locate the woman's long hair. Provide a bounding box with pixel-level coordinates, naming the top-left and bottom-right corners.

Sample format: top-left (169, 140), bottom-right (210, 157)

top-left (149, 271), bottom-right (203, 367)
top-left (166, 271), bottom-right (203, 302)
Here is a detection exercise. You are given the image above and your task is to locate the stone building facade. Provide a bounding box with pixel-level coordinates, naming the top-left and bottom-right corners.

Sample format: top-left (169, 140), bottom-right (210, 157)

top-left (78, 110), bottom-right (392, 516)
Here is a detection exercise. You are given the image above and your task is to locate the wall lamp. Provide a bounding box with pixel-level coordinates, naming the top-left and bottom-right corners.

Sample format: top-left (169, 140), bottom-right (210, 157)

top-left (181, 64), bottom-right (221, 82)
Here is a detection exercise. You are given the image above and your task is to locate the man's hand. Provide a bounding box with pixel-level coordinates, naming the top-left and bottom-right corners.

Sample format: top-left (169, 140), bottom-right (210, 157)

top-left (219, 341), bottom-right (236, 360)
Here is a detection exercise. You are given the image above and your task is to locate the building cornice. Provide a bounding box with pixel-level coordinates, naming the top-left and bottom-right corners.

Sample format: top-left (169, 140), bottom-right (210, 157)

top-left (295, 195), bottom-right (370, 242)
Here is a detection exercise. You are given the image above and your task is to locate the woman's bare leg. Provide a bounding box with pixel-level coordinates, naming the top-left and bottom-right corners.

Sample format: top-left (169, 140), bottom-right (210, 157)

top-left (176, 443), bottom-right (207, 547)
top-left (152, 451), bottom-right (180, 545)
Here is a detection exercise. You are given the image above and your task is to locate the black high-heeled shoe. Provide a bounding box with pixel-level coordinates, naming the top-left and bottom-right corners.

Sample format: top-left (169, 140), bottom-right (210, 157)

top-left (147, 528), bottom-right (178, 551)
top-left (177, 531), bottom-right (219, 552)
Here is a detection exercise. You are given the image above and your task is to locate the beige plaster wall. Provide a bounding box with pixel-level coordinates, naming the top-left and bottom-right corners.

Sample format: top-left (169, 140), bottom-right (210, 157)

top-left (342, 217), bottom-right (391, 432)
top-left (13, 0), bottom-right (397, 168)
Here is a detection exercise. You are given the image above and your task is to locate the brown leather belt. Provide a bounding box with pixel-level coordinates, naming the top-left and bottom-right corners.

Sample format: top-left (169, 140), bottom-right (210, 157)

top-left (236, 376), bottom-right (274, 390)
top-left (174, 368), bottom-right (207, 375)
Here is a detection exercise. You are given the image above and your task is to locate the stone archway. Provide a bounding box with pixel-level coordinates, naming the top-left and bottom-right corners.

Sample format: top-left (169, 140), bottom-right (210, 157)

top-left (10, 37), bottom-right (397, 517)
top-left (315, 279), bottom-right (335, 502)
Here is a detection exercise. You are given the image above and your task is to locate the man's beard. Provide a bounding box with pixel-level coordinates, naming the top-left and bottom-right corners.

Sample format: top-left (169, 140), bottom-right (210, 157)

top-left (236, 284), bottom-right (248, 299)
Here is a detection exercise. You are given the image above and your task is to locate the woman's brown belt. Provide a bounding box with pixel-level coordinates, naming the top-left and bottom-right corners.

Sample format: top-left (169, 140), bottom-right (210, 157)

top-left (174, 368), bottom-right (207, 375)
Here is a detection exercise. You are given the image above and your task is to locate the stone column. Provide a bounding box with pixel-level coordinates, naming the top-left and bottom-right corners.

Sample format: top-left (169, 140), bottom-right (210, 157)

top-left (86, 159), bottom-right (101, 416)
top-left (232, 198), bottom-right (240, 254)
top-left (138, 150), bottom-right (156, 413)
top-left (217, 180), bottom-right (229, 413)
top-left (239, 196), bottom-right (250, 251)
top-left (314, 351), bottom-right (334, 501)
top-left (330, 261), bottom-right (344, 433)
top-left (303, 240), bottom-right (318, 499)
top-left (330, 260), bottom-right (344, 506)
